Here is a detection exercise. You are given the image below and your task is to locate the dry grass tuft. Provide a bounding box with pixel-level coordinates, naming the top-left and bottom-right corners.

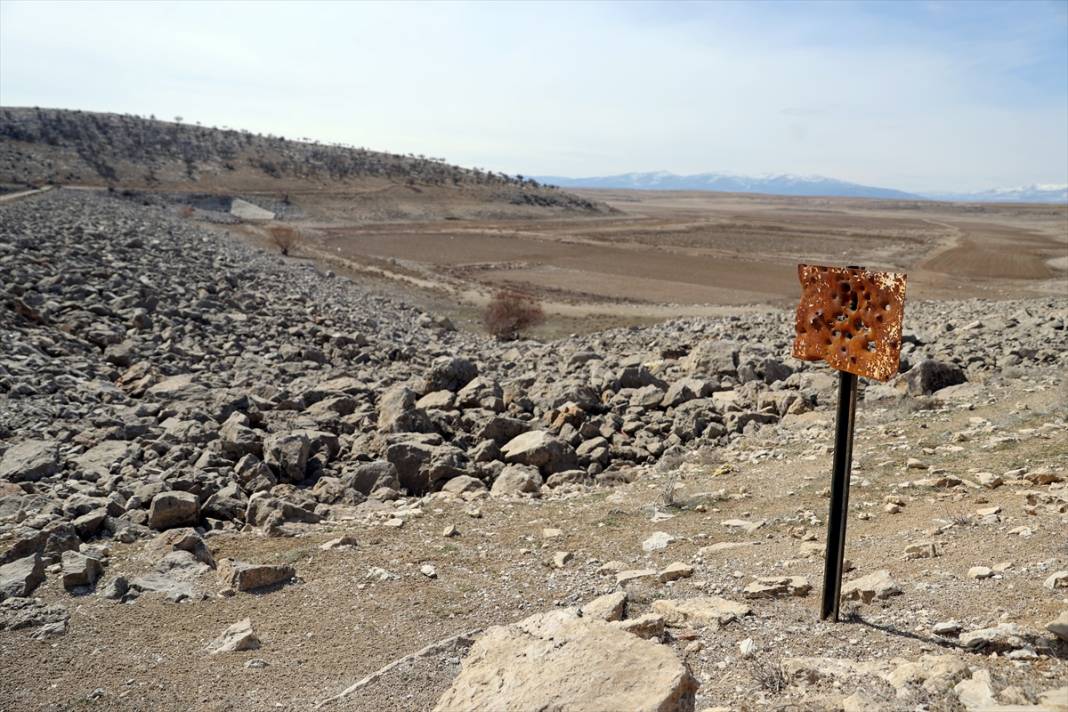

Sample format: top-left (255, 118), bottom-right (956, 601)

top-left (483, 290), bottom-right (545, 340)
top-left (268, 224), bottom-right (299, 256)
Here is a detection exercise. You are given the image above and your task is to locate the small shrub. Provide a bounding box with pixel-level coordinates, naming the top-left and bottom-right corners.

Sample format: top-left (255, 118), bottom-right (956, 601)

top-left (747, 658), bottom-right (787, 693)
top-left (482, 290), bottom-right (544, 340)
top-left (268, 224), bottom-right (299, 256)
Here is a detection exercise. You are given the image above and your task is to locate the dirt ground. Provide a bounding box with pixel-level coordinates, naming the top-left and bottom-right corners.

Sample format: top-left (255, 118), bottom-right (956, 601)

top-left (3, 369), bottom-right (1065, 711)
top-left (245, 190), bottom-right (1068, 338)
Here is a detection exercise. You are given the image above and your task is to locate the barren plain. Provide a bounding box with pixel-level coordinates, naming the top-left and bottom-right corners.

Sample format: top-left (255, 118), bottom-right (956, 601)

top-left (262, 189), bottom-right (1068, 337)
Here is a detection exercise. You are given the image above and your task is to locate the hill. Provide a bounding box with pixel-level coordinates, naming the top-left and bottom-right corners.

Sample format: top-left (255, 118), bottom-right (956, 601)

top-left (0, 107), bottom-right (607, 220)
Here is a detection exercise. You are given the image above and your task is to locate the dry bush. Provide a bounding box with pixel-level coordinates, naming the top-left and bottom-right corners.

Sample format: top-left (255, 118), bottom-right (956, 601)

top-left (268, 224), bottom-right (299, 256)
top-left (747, 658), bottom-right (787, 694)
top-left (482, 290), bottom-right (545, 340)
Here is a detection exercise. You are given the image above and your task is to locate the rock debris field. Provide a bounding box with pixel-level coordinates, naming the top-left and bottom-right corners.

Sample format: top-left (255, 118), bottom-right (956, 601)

top-left (0, 189), bottom-right (1066, 711)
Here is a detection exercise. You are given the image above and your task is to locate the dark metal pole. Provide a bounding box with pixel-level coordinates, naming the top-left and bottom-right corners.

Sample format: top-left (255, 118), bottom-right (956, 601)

top-left (821, 370), bottom-right (859, 621)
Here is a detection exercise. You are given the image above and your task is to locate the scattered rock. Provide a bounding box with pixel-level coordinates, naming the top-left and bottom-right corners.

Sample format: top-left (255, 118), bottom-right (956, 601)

top-left (959, 623), bottom-right (1041, 652)
top-left (841, 570), bottom-right (901, 603)
top-left (61, 551), bottom-right (103, 590)
top-left (1043, 570), bottom-right (1068, 590)
top-left (206, 618), bottom-right (260, 654)
top-left (1046, 610), bottom-right (1068, 642)
top-left (954, 669), bottom-right (996, 711)
top-left (642, 531), bottom-right (676, 552)
top-left (0, 440), bottom-right (59, 482)
top-left (147, 491), bottom-right (200, 530)
top-left (743, 576), bottom-right (811, 598)
top-left (0, 554), bottom-right (45, 601)
top-left (216, 559), bottom-right (294, 592)
top-left (581, 592), bottom-right (627, 622)
top-left (658, 562), bottom-right (694, 583)
top-left (652, 596), bottom-right (751, 628)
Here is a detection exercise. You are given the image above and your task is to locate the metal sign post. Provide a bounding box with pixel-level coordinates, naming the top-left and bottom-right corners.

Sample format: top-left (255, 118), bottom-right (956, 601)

top-left (791, 264), bottom-right (906, 622)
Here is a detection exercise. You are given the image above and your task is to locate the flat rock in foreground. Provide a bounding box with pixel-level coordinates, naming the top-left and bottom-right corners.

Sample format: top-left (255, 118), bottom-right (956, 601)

top-left (433, 609), bottom-right (697, 712)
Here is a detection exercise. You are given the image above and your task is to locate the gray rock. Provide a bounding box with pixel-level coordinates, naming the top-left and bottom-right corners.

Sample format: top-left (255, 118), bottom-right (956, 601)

top-left (0, 554), bottom-right (45, 601)
top-left (72, 440), bottom-right (135, 479)
top-left (342, 461), bottom-right (401, 495)
top-left (490, 464), bottom-right (543, 497)
top-left (61, 550), bottom-right (103, 590)
top-left (218, 413), bottom-right (262, 459)
top-left (433, 609), bottom-right (697, 712)
top-left (904, 359), bottom-right (966, 395)
top-left (263, 431), bottom-right (311, 482)
top-left (216, 558), bottom-right (294, 592)
top-left (0, 440), bottom-right (59, 482)
top-left (377, 385), bottom-right (432, 434)
top-left (207, 618), bottom-right (260, 654)
top-left (500, 430), bottom-right (577, 474)
top-left (148, 491), bottom-right (200, 530)
top-left (426, 356), bottom-right (478, 392)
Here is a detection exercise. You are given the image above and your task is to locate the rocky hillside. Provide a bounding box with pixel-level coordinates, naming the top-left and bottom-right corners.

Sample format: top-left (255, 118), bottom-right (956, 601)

top-left (0, 189), bottom-right (1065, 710)
top-left (0, 107), bottom-right (605, 218)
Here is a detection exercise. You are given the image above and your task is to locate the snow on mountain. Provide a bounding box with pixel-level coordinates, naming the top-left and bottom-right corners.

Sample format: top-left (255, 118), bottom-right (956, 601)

top-left (533, 171), bottom-right (920, 200)
top-left (534, 171), bottom-right (1068, 204)
top-left (923, 184), bottom-right (1068, 204)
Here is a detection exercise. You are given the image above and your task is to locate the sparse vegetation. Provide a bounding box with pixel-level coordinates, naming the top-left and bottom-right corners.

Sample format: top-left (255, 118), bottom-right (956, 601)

top-left (268, 224), bottom-right (299, 256)
top-left (482, 289), bottom-right (545, 340)
top-left (747, 658), bottom-right (787, 693)
top-left (0, 108), bottom-right (601, 213)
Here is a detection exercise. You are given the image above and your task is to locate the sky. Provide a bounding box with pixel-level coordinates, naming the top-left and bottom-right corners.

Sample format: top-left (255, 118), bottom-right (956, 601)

top-left (1, 0), bottom-right (1066, 193)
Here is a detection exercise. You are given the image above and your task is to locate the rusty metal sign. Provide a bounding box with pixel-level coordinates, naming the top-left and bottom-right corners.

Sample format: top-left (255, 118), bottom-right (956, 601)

top-left (792, 264), bottom-right (907, 382)
top-left (790, 263), bottom-right (908, 622)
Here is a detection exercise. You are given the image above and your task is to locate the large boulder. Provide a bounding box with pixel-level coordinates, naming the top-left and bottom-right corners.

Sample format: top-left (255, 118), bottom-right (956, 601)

top-left (342, 461), bottom-right (401, 495)
top-left (682, 340), bottom-right (738, 376)
top-left (376, 385), bottom-right (432, 434)
top-left (433, 609), bottom-right (697, 712)
top-left (477, 416), bottom-right (530, 444)
top-left (263, 431), bottom-right (310, 482)
top-left (661, 378), bottom-right (714, 408)
top-left (500, 430), bottom-right (577, 474)
top-left (903, 359), bottom-right (966, 396)
top-left (490, 464), bottom-right (543, 497)
top-left (72, 440), bottom-right (136, 480)
top-left (0, 440), bottom-right (59, 482)
top-left (0, 554), bottom-right (45, 601)
top-left (384, 441), bottom-right (465, 493)
top-left (245, 492), bottom-right (322, 527)
top-left (426, 356), bottom-right (479, 392)
top-left (218, 413), bottom-right (262, 459)
top-left (147, 491), bottom-right (200, 530)
top-left (216, 559), bottom-right (294, 592)
top-left (61, 551), bottom-right (103, 590)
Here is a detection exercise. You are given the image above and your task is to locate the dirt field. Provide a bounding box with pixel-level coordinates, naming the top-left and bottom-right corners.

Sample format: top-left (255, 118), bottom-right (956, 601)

top-left (264, 190), bottom-right (1067, 335)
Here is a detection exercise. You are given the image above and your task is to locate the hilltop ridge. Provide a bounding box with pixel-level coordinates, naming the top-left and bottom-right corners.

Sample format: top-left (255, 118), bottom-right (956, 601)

top-left (0, 107), bottom-right (607, 220)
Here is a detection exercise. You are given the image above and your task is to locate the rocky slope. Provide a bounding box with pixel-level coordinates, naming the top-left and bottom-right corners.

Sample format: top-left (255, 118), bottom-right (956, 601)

top-left (0, 189), bottom-right (1065, 710)
top-left (0, 107), bottom-right (606, 219)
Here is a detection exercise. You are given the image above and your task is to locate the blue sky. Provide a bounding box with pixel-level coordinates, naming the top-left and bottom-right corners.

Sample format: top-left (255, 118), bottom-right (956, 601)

top-left (1, 0), bottom-right (1066, 192)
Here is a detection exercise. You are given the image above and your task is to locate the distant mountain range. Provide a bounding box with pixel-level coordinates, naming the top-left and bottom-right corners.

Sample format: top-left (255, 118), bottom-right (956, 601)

top-left (533, 171), bottom-right (1068, 204)
top-left (922, 184), bottom-right (1068, 204)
